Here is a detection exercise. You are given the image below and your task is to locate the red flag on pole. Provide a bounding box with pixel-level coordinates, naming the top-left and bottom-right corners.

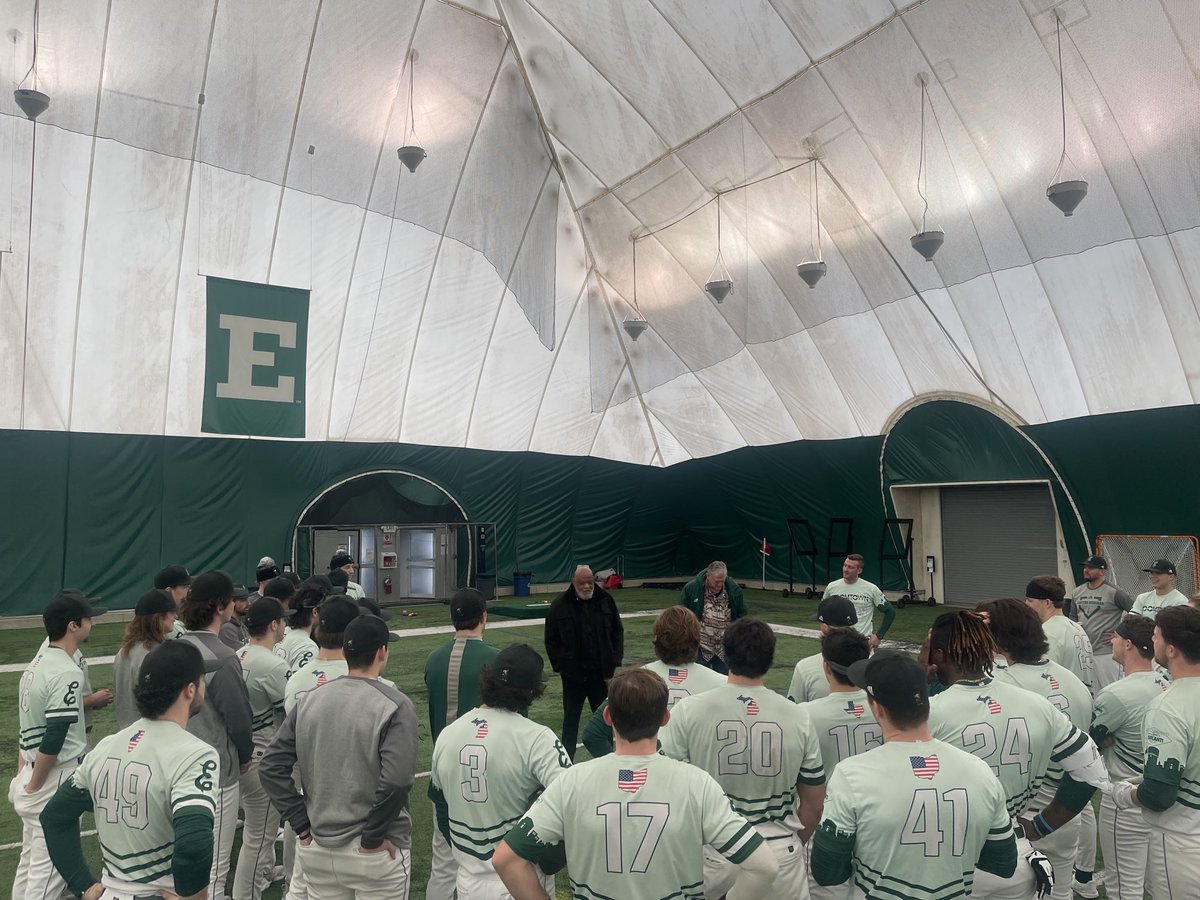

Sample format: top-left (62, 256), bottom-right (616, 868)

top-left (760, 537), bottom-right (771, 556)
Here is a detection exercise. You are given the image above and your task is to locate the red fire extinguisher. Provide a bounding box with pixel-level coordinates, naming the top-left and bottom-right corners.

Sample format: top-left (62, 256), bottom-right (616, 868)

top-left (383, 577), bottom-right (393, 595)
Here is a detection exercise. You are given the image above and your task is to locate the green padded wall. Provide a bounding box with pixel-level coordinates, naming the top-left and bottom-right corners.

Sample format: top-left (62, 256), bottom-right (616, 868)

top-left (2, 402), bottom-right (1197, 615)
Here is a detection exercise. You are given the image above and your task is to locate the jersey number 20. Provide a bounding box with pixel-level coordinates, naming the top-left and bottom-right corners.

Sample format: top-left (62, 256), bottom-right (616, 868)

top-left (716, 720), bottom-right (783, 776)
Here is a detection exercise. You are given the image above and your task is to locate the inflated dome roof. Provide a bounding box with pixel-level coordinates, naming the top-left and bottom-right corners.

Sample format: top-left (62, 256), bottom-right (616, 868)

top-left (2, 0), bottom-right (1197, 464)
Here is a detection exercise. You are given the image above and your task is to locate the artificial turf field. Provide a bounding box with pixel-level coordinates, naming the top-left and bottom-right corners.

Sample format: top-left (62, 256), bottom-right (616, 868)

top-left (0, 589), bottom-right (1117, 898)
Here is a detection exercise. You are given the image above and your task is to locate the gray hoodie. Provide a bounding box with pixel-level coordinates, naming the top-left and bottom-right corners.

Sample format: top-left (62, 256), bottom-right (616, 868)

top-left (179, 630), bottom-right (254, 786)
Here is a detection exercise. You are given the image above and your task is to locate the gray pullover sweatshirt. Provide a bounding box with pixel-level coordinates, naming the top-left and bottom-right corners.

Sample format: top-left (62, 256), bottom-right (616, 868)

top-left (260, 675), bottom-right (419, 850)
top-left (180, 630), bottom-right (254, 786)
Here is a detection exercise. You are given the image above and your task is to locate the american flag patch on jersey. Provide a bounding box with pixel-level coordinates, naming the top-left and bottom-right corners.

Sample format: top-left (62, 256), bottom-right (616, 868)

top-left (910, 755), bottom-right (940, 780)
top-left (473, 718), bottom-right (489, 738)
top-left (977, 695), bottom-right (1002, 715)
top-left (667, 668), bottom-right (687, 684)
top-left (844, 700), bottom-right (864, 718)
top-left (1040, 673), bottom-right (1060, 690)
top-left (618, 769), bottom-right (647, 793)
top-left (738, 695), bottom-right (759, 716)
top-left (126, 729), bottom-right (145, 752)
top-left (314, 670), bottom-right (328, 686)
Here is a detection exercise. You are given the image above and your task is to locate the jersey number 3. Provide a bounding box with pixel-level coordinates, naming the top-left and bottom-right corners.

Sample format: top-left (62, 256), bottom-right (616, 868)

top-left (95, 758), bottom-right (152, 830)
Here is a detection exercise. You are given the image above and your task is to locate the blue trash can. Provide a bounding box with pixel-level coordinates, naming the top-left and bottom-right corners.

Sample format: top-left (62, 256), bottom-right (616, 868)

top-left (513, 572), bottom-right (533, 597)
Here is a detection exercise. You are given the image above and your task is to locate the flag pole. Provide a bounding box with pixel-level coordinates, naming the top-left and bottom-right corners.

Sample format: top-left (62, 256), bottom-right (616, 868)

top-left (761, 538), bottom-right (766, 589)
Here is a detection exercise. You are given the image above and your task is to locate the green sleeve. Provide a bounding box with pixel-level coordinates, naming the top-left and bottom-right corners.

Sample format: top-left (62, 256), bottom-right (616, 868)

top-left (428, 782), bottom-right (451, 840)
top-left (172, 808), bottom-right (216, 897)
top-left (40, 778), bottom-right (97, 898)
top-left (876, 600), bottom-right (896, 637)
top-left (1138, 761), bottom-right (1181, 812)
top-left (975, 831), bottom-right (1018, 878)
top-left (581, 702), bottom-right (614, 758)
top-left (810, 821), bottom-right (855, 886)
top-left (1139, 707), bottom-right (1187, 811)
top-left (39, 718), bottom-right (71, 756)
top-left (1051, 771), bottom-right (1097, 815)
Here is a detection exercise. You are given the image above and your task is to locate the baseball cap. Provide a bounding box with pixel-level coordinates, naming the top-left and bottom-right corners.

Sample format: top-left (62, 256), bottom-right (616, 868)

top-left (343, 615), bottom-right (398, 655)
top-left (137, 641), bottom-right (221, 695)
top-left (318, 596), bottom-right (360, 634)
top-left (262, 576), bottom-right (296, 603)
top-left (490, 643), bottom-right (547, 689)
top-left (357, 597), bottom-right (391, 621)
top-left (1143, 559), bottom-right (1176, 575)
top-left (189, 571), bottom-right (234, 605)
top-left (256, 557), bottom-right (280, 582)
top-left (44, 589), bottom-right (108, 634)
top-left (231, 584), bottom-right (250, 600)
top-left (847, 650), bottom-right (929, 718)
top-left (134, 589), bottom-right (176, 616)
top-left (451, 588), bottom-right (487, 624)
top-left (329, 551), bottom-right (355, 571)
top-left (244, 596), bottom-right (294, 629)
top-left (154, 565), bottom-right (192, 590)
top-left (817, 595), bottom-right (858, 627)
top-left (327, 569), bottom-right (350, 593)
top-left (1081, 555), bottom-right (1108, 570)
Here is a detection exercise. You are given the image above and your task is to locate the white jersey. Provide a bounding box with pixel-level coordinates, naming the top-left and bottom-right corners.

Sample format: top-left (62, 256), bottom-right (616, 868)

top-left (1140, 677), bottom-right (1200, 835)
top-left (284, 658), bottom-right (348, 714)
top-left (430, 706), bottom-right (571, 877)
top-left (235, 643), bottom-right (289, 749)
top-left (280, 626), bottom-right (318, 678)
top-left (19, 645), bottom-right (88, 761)
top-left (994, 660), bottom-right (1092, 809)
top-left (504, 752), bottom-right (763, 900)
top-left (787, 652), bottom-right (829, 704)
top-left (1042, 614), bottom-right (1094, 689)
top-left (798, 688), bottom-right (881, 777)
top-left (1091, 669), bottom-right (1170, 780)
top-left (662, 683), bottom-right (825, 832)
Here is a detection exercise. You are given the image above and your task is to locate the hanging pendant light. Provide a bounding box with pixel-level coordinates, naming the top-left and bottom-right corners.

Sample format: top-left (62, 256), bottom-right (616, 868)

top-left (1046, 14), bottom-right (1086, 216)
top-left (705, 194), bottom-right (733, 304)
top-left (397, 49), bottom-right (426, 173)
top-left (910, 74), bottom-right (945, 262)
top-left (622, 239), bottom-right (650, 342)
top-left (796, 160), bottom-right (826, 288)
top-left (14, 3), bottom-right (49, 120)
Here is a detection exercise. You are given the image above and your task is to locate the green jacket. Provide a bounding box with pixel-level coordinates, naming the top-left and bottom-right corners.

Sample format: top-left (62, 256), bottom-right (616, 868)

top-left (677, 569), bottom-right (747, 621)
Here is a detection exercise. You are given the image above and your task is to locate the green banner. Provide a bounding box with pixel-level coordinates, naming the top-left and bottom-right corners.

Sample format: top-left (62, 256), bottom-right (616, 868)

top-left (202, 277), bottom-right (309, 438)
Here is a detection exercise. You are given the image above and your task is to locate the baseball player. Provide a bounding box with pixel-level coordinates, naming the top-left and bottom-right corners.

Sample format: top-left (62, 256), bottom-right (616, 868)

top-left (12, 590), bottom-right (106, 900)
top-left (329, 550), bottom-right (365, 600)
top-left (582, 606), bottom-right (725, 758)
top-left (1084, 614), bottom-right (1168, 899)
top-left (429, 644), bottom-right (571, 899)
top-left (261, 615), bottom-right (418, 900)
top-left (980, 598), bottom-right (1093, 900)
top-left (926, 610), bottom-right (1109, 900)
top-left (1108, 605), bottom-right (1200, 900)
top-left (424, 589), bottom-right (500, 900)
top-left (796, 627), bottom-right (879, 900)
top-left (155, 564), bottom-right (193, 639)
top-left (232, 596), bottom-right (294, 900)
top-left (178, 570), bottom-right (255, 900)
top-left (283, 596), bottom-right (361, 714)
top-left (1067, 555), bottom-right (1133, 691)
top-left (662, 617), bottom-right (825, 899)
top-left (788, 596), bottom-right (859, 703)
top-left (821, 554), bottom-right (895, 648)
top-left (40, 640), bottom-right (221, 900)
top-left (280, 582), bottom-right (322, 677)
top-left (810, 652), bottom-right (1018, 898)
top-left (493, 667), bottom-right (779, 900)
top-left (1131, 558), bottom-right (1189, 617)
top-left (1024, 576), bottom-right (1094, 689)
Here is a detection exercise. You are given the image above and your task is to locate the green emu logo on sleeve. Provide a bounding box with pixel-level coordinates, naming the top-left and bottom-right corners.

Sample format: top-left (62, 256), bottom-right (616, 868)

top-left (202, 277), bottom-right (310, 438)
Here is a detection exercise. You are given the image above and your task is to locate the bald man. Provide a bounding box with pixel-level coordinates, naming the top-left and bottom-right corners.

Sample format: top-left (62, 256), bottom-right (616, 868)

top-left (544, 566), bottom-right (624, 759)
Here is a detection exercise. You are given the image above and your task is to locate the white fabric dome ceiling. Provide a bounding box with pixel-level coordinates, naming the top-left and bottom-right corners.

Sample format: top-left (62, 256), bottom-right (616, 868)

top-left (1, 0), bottom-right (1197, 465)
